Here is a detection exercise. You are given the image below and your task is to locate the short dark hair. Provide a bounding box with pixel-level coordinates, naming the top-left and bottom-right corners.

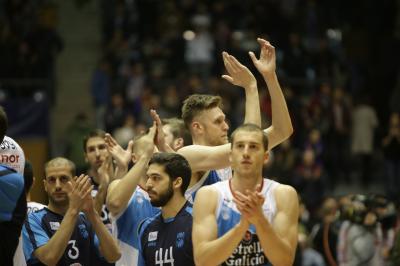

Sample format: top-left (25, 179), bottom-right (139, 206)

top-left (0, 106), bottom-right (8, 142)
top-left (230, 123), bottom-right (269, 151)
top-left (24, 160), bottom-right (34, 194)
top-left (181, 94), bottom-right (222, 130)
top-left (148, 152), bottom-right (191, 195)
top-left (45, 157), bottom-right (76, 177)
top-left (162, 118), bottom-right (192, 146)
top-left (83, 129), bottom-right (106, 153)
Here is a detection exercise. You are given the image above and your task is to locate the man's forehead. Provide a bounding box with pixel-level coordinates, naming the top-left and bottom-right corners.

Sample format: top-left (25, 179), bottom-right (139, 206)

top-left (147, 163), bottom-right (166, 175)
top-left (46, 165), bottom-right (72, 176)
top-left (197, 107), bottom-right (225, 121)
top-left (233, 131), bottom-right (263, 143)
top-left (86, 136), bottom-right (106, 147)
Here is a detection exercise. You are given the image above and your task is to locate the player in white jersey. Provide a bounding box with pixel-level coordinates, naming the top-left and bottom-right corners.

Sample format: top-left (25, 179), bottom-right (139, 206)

top-left (193, 124), bottom-right (299, 266)
top-left (179, 39), bottom-right (293, 202)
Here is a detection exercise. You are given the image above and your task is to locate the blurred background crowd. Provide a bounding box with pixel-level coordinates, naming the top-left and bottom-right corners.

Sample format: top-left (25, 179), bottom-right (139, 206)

top-left (1, 0), bottom-right (400, 265)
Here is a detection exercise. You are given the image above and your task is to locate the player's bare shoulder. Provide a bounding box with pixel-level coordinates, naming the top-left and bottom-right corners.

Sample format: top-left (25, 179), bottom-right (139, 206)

top-left (273, 184), bottom-right (298, 212)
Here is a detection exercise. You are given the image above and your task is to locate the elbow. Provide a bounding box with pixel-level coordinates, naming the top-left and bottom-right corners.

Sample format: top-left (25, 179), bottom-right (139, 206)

top-left (106, 198), bottom-right (122, 216)
top-left (105, 250), bottom-right (121, 263)
top-left (40, 254), bottom-right (59, 266)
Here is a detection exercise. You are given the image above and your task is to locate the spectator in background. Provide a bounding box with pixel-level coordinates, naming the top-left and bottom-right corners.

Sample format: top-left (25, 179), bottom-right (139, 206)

top-left (294, 148), bottom-right (327, 218)
top-left (382, 112), bottom-right (400, 202)
top-left (162, 117), bottom-right (192, 151)
top-left (351, 96), bottom-right (378, 186)
top-left (105, 93), bottom-right (129, 133)
top-left (91, 59), bottom-right (112, 130)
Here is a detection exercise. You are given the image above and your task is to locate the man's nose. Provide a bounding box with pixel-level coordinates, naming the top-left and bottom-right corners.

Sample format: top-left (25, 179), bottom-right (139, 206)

top-left (55, 178), bottom-right (62, 188)
top-left (222, 121), bottom-right (229, 131)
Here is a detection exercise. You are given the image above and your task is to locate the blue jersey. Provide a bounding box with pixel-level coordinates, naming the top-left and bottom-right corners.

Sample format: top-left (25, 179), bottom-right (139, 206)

top-left (22, 208), bottom-right (103, 265)
top-left (0, 165), bottom-right (27, 265)
top-left (138, 201), bottom-right (194, 266)
top-left (212, 179), bottom-right (280, 266)
top-left (185, 167), bottom-right (232, 203)
top-left (111, 186), bottom-right (159, 266)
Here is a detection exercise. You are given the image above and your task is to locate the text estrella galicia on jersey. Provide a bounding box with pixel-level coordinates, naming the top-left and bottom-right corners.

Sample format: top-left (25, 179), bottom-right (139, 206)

top-left (176, 232), bottom-right (185, 248)
top-left (148, 231), bottom-right (158, 241)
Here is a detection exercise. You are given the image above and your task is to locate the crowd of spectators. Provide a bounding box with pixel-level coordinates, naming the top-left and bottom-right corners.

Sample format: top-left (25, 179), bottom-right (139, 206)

top-left (0, 0), bottom-right (63, 100)
top-left (1, 0), bottom-right (400, 265)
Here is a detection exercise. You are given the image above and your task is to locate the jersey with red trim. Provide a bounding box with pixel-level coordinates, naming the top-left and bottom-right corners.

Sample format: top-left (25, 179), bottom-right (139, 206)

top-left (211, 178), bottom-right (279, 266)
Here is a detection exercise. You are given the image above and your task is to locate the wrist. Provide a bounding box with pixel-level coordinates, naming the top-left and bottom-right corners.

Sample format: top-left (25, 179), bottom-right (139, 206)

top-left (67, 206), bottom-right (80, 217)
top-left (263, 72), bottom-right (277, 81)
top-left (244, 83), bottom-right (258, 92)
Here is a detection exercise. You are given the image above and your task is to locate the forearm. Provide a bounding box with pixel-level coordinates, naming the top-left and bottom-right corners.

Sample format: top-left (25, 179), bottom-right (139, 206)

top-left (86, 211), bottom-right (121, 262)
top-left (195, 222), bottom-right (247, 265)
top-left (254, 216), bottom-right (294, 266)
top-left (94, 184), bottom-right (108, 215)
top-left (244, 84), bottom-right (261, 127)
top-left (263, 72), bottom-right (293, 150)
top-left (114, 165), bottom-right (128, 179)
top-left (106, 155), bottom-right (151, 215)
top-left (34, 208), bottom-right (78, 264)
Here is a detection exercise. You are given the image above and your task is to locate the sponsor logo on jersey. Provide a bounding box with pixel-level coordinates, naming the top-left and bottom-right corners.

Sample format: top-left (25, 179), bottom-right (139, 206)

top-left (176, 232), bottom-right (185, 248)
top-left (223, 233), bottom-right (268, 266)
top-left (50, 221), bottom-right (60, 231)
top-left (79, 224), bottom-right (89, 239)
top-left (149, 231), bottom-right (158, 241)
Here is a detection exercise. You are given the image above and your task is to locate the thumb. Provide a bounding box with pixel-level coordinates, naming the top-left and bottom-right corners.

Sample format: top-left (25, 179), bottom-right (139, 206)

top-left (148, 122), bottom-right (157, 139)
top-left (221, 75), bottom-right (234, 84)
top-left (126, 140), bottom-right (134, 153)
top-left (249, 51), bottom-right (258, 64)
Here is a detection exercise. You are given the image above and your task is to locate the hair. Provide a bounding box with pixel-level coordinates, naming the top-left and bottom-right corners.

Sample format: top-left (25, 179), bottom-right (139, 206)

top-left (44, 157), bottom-right (76, 177)
top-left (148, 152), bottom-right (191, 195)
top-left (0, 106), bottom-right (8, 142)
top-left (230, 123), bottom-right (269, 151)
top-left (162, 118), bottom-right (192, 146)
top-left (24, 160), bottom-right (34, 194)
top-left (83, 129), bottom-right (106, 153)
top-left (181, 94), bottom-right (222, 130)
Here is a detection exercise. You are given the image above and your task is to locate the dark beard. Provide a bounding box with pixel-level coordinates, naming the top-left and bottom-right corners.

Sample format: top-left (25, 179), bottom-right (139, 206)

top-left (150, 182), bottom-right (174, 207)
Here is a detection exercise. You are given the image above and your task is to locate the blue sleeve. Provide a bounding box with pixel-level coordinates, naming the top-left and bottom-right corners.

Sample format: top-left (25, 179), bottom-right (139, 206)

top-left (0, 171), bottom-right (24, 221)
top-left (115, 191), bottom-right (159, 249)
top-left (137, 218), bottom-right (151, 266)
top-left (22, 212), bottom-right (49, 262)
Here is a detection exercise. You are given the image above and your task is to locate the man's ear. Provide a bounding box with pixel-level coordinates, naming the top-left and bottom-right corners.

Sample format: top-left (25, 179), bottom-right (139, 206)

top-left (43, 179), bottom-right (48, 193)
top-left (263, 151), bottom-right (270, 164)
top-left (192, 121), bottom-right (203, 135)
top-left (173, 138), bottom-right (184, 151)
top-left (132, 153), bottom-right (138, 163)
top-left (174, 177), bottom-right (183, 189)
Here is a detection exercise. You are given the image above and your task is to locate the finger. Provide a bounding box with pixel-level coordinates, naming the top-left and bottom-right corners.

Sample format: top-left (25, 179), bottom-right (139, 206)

top-left (221, 75), bottom-right (234, 84)
top-left (126, 140), bottom-right (134, 153)
top-left (235, 191), bottom-right (250, 202)
top-left (228, 55), bottom-right (245, 71)
top-left (249, 51), bottom-right (258, 64)
top-left (148, 122), bottom-right (157, 139)
top-left (222, 52), bottom-right (234, 74)
top-left (82, 185), bottom-right (94, 199)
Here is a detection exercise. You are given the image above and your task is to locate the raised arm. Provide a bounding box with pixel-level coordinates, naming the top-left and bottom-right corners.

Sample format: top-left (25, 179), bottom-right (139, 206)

top-left (82, 183), bottom-right (121, 262)
top-left (250, 38), bottom-right (293, 150)
top-left (33, 175), bottom-right (92, 265)
top-left (192, 186), bottom-right (249, 265)
top-left (177, 143), bottom-right (231, 172)
top-left (222, 51), bottom-right (261, 127)
top-left (94, 157), bottom-right (113, 215)
top-left (106, 124), bottom-right (156, 216)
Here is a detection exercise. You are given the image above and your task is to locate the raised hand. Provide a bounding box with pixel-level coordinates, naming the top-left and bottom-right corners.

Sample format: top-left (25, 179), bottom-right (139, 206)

top-left (150, 109), bottom-right (174, 152)
top-left (97, 155), bottom-right (113, 185)
top-left (249, 38), bottom-right (276, 77)
top-left (221, 51), bottom-right (257, 89)
top-left (140, 122), bottom-right (157, 157)
top-left (105, 133), bottom-right (133, 169)
top-left (66, 174), bottom-right (93, 212)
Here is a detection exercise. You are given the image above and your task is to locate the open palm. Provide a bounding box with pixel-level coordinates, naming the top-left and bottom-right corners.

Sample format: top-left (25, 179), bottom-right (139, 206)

top-left (250, 38), bottom-right (276, 76)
